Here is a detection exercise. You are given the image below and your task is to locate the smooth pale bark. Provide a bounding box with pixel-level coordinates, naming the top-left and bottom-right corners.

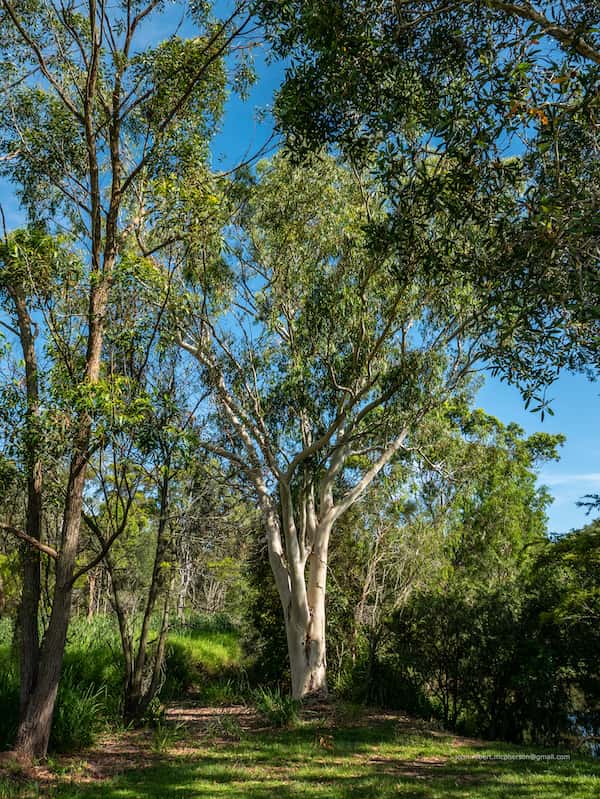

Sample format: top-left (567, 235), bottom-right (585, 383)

top-left (263, 491), bottom-right (332, 700)
top-left (256, 432), bottom-right (409, 700)
top-left (286, 548), bottom-right (328, 699)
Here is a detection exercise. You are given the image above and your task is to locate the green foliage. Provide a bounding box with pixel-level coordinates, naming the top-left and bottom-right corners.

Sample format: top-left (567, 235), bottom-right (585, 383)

top-left (391, 581), bottom-right (531, 738)
top-left (0, 617), bottom-right (13, 647)
top-left (0, 662), bottom-right (19, 751)
top-left (49, 669), bottom-right (107, 752)
top-left (0, 227), bottom-right (80, 298)
top-left (161, 639), bottom-right (197, 700)
top-left (258, 0), bottom-right (600, 395)
top-left (252, 686), bottom-right (300, 728)
top-left (388, 549), bottom-right (599, 746)
top-left (0, 551), bottom-right (19, 614)
top-left (529, 522), bottom-right (600, 730)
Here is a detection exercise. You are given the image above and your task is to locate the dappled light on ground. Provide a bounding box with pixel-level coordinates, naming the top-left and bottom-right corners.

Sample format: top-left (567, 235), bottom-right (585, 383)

top-left (1, 708), bottom-right (598, 799)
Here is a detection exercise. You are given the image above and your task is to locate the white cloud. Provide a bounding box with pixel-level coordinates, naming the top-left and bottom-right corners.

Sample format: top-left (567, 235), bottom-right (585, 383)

top-left (539, 473), bottom-right (600, 487)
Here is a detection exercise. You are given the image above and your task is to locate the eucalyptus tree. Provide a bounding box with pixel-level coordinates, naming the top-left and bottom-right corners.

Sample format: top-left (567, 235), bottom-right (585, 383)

top-left (0, 0), bottom-right (255, 759)
top-left (258, 0), bottom-right (600, 402)
top-left (177, 153), bottom-right (521, 698)
top-left (0, 229), bottom-right (82, 721)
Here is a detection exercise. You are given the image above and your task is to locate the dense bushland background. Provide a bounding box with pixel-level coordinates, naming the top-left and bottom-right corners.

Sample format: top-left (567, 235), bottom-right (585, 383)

top-left (0, 0), bottom-right (598, 768)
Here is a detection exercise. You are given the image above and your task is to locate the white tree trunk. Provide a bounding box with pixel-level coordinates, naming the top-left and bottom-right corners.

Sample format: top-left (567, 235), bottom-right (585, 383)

top-left (274, 506), bottom-right (331, 700)
top-left (285, 565), bottom-right (328, 699)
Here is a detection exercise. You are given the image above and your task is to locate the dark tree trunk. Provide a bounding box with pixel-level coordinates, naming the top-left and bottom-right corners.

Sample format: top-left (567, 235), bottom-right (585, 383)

top-left (9, 289), bottom-right (44, 718)
top-left (18, 471), bottom-right (42, 715)
top-left (15, 450), bottom-right (88, 759)
top-left (124, 470), bottom-right (172, 722)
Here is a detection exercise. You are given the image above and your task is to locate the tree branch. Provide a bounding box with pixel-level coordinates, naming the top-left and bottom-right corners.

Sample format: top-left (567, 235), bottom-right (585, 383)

top-left (0, 522), bottom-right (58, 559)
top-left (483, 1), bottom-right (600, 65)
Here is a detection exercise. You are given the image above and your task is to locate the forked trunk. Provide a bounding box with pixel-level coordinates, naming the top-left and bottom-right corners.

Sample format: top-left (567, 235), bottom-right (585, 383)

top-left (272, 508), bottom-right (331, 701)
top-left (286, 578), bottom-right (327, 700)
top-left (110, 471), bottom-right (172, 724)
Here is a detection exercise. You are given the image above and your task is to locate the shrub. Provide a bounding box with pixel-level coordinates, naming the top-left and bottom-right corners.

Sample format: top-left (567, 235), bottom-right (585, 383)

top-left (49, 668), bottom-right (107, 752)
top-left (161, 639), bottom-right (196, 699)
top-left (253, 687), bottom-right (299, 728)
top-left (150, 720), bottom-right (185, 753)
top-left (0, 663), bottom-right (19, 751)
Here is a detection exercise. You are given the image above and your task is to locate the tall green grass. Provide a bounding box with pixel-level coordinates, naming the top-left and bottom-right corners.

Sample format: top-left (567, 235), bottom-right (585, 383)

top-left (0, 612), bottom-right (246, 753)
top-left (161, 628), bottom-right (245, 699)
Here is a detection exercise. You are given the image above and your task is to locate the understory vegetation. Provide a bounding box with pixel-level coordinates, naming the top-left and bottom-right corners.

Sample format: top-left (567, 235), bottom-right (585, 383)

top-left (0, 614), bottom-right (249, 752)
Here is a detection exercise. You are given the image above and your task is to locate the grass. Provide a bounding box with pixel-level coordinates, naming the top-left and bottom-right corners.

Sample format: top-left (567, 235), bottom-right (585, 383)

top-left (2, 618), bottom-right (596, 797)
top-left (162, 628), bottom-right (246, 702)
top-left (0, 615), bottom-right (247, 754)
top-left (1, 715), bottom-right (599, 798)
top-left (168, 630), bottom-right (243, 677)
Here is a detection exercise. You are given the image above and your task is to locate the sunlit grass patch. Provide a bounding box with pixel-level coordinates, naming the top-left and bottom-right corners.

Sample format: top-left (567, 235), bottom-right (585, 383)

top-left (178, 630), bottom-right (243, 675)
top-left (43, 720), bottom-right (600, 799)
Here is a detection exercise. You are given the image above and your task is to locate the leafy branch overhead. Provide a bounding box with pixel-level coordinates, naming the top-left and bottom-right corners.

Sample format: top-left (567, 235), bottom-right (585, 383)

top-left (258, 0), bottom-right (600, 399)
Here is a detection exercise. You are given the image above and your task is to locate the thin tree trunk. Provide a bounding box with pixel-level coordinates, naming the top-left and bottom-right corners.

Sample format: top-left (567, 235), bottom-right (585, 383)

top-left (17, 478), bottom-right (42, 716)
top-left (122, 470), bottom-right (172, 722)
top-left (14, 447), bottom-right (90, 759)
top-left (8, 288), bottom-right (43, 718)
top-left (87, 569), bottom-right (97, 621)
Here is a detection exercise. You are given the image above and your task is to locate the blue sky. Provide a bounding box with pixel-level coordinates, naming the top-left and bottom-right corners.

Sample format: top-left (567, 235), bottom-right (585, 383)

top-left (478, 374), bottom-right (599, 535)
top-left (1, 9), bottom-right (597, 536)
